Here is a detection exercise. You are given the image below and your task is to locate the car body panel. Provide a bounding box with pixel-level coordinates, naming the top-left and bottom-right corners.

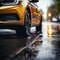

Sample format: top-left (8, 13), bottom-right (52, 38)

top-left (0, 0), bottom-right (42, 27)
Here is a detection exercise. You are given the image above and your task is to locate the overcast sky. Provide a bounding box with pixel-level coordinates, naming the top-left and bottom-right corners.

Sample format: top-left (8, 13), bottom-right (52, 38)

top-left (37, 0), bottom-right (54, 16)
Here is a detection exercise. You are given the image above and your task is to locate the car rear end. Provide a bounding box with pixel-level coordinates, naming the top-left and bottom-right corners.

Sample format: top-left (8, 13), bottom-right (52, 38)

top-left (0, 0), bottom-right (26, 29)
top-left (0, 0), bottom-right (26, 59)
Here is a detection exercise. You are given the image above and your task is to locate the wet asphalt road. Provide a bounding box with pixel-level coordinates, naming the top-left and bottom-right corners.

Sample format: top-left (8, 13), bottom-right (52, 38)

top-left (0, 21), bottom-right (60, 60)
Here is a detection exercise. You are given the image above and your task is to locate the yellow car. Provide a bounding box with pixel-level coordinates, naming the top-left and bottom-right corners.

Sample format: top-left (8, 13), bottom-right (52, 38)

top-left (0, 0), bottom-right (42, 36)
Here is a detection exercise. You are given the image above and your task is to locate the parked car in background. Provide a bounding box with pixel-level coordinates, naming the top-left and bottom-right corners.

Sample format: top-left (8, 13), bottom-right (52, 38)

top-left (0, 0), bottom-right (42, 36)
top-left (51, 15), bottom-right (60, 22)
top-left (52, 17), bottom-right (57, 22)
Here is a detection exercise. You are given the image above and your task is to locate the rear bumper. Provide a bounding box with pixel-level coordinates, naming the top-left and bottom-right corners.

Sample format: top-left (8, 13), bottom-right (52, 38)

top-left (0, 23), bottom-right (24, 29)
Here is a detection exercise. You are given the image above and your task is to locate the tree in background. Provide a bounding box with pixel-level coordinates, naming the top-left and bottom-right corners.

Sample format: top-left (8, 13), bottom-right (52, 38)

top-left (47, 4), bottom-right (56, 20)
top-left (54, 0), bottom-right (60, 13)
top-left (54, 0), bottom-right (60, 20)
top-left (47, 0), bottom-right (60, 21)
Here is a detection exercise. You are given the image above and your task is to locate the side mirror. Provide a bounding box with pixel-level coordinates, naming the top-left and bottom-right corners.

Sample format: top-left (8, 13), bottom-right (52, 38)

top-left (29, 0), bottom-right (39, 2)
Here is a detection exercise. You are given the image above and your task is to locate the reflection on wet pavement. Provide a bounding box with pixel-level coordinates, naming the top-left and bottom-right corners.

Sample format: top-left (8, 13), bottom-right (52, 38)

top-left (0, 22), bottom-right (60, 60)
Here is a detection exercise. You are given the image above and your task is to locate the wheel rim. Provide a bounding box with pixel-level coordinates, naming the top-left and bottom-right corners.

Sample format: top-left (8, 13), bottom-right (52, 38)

top-left (25, 10), bottom-right (31, 35)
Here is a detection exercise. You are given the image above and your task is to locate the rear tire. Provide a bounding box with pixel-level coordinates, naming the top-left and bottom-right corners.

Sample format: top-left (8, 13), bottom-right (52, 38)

top-left (16, 10), bottom-right (31, 37)
top-left (24, 10), bottom-right (31, 36)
